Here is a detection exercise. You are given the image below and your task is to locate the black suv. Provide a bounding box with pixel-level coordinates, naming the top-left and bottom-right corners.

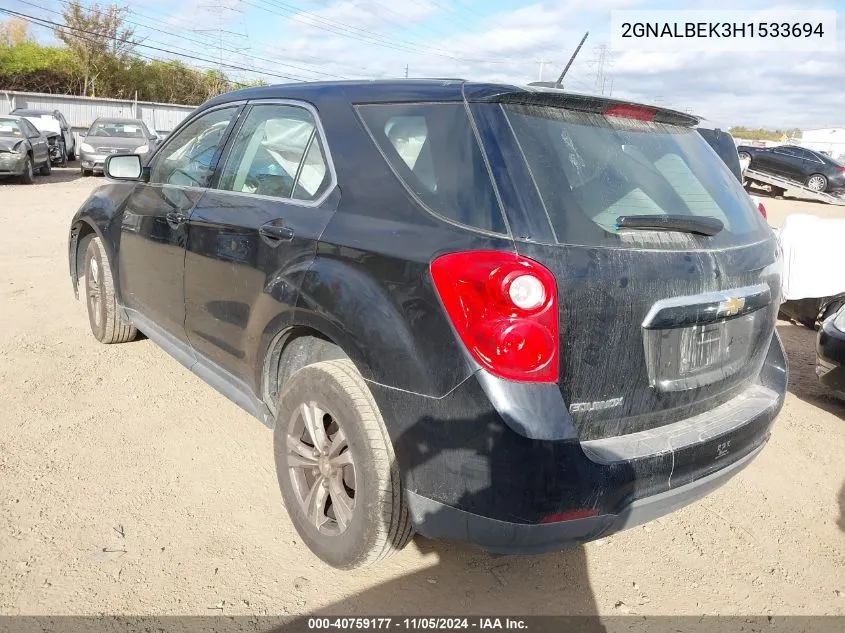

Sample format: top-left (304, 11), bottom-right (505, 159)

top-left (68, 80), bottom-right (787, 569)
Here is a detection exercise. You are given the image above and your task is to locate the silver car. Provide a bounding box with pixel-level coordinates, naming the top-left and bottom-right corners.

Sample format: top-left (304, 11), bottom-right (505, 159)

top-left (79, 118), bottom-right (160, 176)
top-left (0, 115), bottom-right (51, 183)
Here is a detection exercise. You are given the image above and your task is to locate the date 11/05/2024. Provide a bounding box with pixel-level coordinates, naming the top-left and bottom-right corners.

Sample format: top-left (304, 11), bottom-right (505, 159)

top-left (307, 618), bottom-right (528, 630)
top-left (621, 21), bottom-right (825, 39)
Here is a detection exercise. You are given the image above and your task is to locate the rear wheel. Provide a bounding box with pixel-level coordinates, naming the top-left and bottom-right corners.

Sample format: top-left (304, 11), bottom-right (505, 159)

top-left (738, 151), bottom-right (751, 162)
top-left (68, 145), bottom-right (75, 161)
top-left (84, 237), bottom-right (137, 344)
top-left (274, 359), bottom-right (413, 569)
top-left (58, 141), bottom-right (68, 167)
top-left (19, 155), bottom-right (35, 184)
top-left (806, 174), bottom-right (827, 192)
top-left (80, 167), bottom-right (92, 177)
top-left (40, 157), bottom-right (51, 176)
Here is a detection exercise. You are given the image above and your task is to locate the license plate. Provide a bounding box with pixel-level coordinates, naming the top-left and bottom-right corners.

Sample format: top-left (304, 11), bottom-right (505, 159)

top-left (643, 312), bottom-right (760, 392)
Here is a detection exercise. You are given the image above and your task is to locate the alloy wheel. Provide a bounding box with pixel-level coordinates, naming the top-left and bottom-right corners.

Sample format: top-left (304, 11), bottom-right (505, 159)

top-left (807, 175), bottom-right (826, 192)
top-left (286, 401), bottom-right (356, 535)
top-left (87, 256), bottom-right (102, 329)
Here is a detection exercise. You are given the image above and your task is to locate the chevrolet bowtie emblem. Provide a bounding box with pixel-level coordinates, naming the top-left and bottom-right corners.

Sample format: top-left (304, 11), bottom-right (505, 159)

top-left (718, 297), bottom-right (746, 317)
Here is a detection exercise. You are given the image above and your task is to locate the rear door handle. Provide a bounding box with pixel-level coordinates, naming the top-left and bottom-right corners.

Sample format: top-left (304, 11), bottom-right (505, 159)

top-left (166, 211), bottom-right (188, 225)
top-left (259, 222), bottom-right (295, 244)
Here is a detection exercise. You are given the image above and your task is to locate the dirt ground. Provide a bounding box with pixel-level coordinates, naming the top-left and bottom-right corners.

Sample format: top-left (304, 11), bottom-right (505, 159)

top-left (0, 170), bottom-right (843, 617)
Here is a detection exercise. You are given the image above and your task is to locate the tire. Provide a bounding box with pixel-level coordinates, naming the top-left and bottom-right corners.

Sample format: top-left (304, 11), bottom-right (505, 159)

top-left (40, 158), bottom-right (51, 176)
top-left (19, 155), bottom-right (35, 184)
top-left (58, 141), bottom-right (68, 167)
top-left (274, 359), bottom-right (413, 569)
top-left (83, 237), bottom-right (137, 344)
top-left (806, 174), bottom-right (827, 192)
top-left (738, 152), bottom-right (750, 162)
top-left (81, 167), bottom-right (92, 177)
top-left (68, 144), bottom-right (75, 161)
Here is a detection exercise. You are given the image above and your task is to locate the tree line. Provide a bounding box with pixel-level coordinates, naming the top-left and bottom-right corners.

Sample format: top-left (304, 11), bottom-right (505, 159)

top-left (0, 2), bottom-right (264, 105)
top-left (729, 126), bottom-right (803, 142)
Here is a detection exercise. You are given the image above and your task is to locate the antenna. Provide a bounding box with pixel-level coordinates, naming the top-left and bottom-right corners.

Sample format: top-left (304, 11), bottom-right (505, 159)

top-left (555, 31), bottom-right (589, 89)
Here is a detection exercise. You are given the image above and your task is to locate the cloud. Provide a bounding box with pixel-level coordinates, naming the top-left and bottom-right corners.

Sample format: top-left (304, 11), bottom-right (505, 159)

top-left (127, 0), bottom-right (845, 128)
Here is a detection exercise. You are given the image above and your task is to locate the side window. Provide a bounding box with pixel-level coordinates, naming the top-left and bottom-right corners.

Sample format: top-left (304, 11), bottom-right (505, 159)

top-left (357, 103), bottom-right (506, 234)
top-left (22, 120), bottom-right (39, 137)
top-left (217, 104), bottom-right (330, 202)
top-left (774, 147), bottom-right (798, 158)
top-left (149, 107), bottom-right (238, 188)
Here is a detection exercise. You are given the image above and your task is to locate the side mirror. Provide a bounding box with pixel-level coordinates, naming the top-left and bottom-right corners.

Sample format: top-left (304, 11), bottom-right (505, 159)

top-left (104, 154), bottom-right (143, 181)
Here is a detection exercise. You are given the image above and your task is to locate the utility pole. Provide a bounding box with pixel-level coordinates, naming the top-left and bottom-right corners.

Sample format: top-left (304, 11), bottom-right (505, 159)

top-left (405, 64), bottom-right (409, 79)
top-left (593, 44), bottom-right (608, 94)
top-left (608, 77), bottom-right (614, 97)
top-left (535, 59), bottom-right (553, 82)
top-left (194, 0), bottom-right (251, 83)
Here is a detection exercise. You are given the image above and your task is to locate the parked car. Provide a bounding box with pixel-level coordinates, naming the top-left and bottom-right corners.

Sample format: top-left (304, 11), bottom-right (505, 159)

top-left (10, 107), bottom-right (76, 163)
top-left (697, 121), bottom-right (767, 220)
top-left (79, 117), bottom-right (160, 176)
top-left (737, 144), bottom-right (845, 193)
top-left (0, 115), bottom-right (52, 183)
top-left (68, 80), bottom-right (786, 569)
top-left (817, 304), bottom-right (845, 396)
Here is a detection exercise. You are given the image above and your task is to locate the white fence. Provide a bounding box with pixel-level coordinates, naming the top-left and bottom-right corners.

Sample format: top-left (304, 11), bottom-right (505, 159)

top-left (0, 90), bottom-right (195, 139)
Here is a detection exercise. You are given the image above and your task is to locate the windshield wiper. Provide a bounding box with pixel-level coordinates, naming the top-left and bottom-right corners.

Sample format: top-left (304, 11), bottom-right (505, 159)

top-left (615, 214), bottom-right (723, 236)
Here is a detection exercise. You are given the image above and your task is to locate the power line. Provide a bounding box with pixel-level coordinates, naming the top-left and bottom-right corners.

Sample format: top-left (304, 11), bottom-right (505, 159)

top-left (0, 7), bottom-right (310, 81)
top-left (30, 0), bottom-right (347, 80)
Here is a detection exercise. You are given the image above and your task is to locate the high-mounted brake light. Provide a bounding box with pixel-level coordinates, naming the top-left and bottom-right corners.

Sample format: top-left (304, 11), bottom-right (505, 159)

top-left (430, 251), bottom-right (559, 383)
top-left (604, 104), bottom-right (657, 122)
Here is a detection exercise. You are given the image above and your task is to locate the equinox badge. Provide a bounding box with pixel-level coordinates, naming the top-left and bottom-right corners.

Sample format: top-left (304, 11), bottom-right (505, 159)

top-left (569, 397), bottom-right (624, 413)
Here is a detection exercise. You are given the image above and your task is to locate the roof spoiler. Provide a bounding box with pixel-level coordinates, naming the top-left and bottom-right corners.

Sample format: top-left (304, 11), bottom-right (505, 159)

top-left (472, 88), bottom-right (700, 128)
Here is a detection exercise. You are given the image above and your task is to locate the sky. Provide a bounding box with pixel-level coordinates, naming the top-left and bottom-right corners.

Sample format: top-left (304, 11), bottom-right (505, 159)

top-left (10, 0), bottom-right (845, 129)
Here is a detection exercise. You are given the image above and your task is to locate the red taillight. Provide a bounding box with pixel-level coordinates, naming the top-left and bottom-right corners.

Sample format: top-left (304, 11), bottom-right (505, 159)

top-left (541, 509), bottom-right (598, 523)
top-left (430, 251), bottom-right (559, 383)
top-left (604, 104), bottom-right (657, 122)
top-left (758, 202), bottom-right (767, 219)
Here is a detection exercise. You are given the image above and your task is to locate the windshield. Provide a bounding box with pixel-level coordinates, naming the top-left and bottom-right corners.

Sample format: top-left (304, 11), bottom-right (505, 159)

top-left (0, 119), bottom-right (24, 138)
top-left (501, 104), bottom-right (769, 248)
top-left (88, 121), bottom-right (147, 138)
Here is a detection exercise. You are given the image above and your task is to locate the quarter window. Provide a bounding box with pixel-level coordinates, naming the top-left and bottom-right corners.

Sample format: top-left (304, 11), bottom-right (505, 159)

top-left (217, 104), bottom-right (330, 202)
top-left (149, 106), bottom-right (238, 188)
top-left (357, 103), bottom-right (506, 234)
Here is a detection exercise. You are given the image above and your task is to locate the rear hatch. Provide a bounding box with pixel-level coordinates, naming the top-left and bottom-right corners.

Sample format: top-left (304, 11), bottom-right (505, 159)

top-left (479, 92), bottom-right (781, 440)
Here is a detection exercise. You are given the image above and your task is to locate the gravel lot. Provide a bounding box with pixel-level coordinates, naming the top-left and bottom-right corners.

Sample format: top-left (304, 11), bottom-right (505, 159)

top-left (0, 169), bottom-right (843, 616)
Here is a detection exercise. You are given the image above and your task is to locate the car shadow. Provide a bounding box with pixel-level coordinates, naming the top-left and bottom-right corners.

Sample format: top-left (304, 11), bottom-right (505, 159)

top-left (776, 321), bottom-right (845, 419)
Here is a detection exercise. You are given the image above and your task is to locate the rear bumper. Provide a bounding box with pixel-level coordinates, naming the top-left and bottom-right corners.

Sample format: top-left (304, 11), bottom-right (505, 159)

top-left (370, 332), bottom-right (787, 553)
top-left (407, 442), bottom-right (764, 554)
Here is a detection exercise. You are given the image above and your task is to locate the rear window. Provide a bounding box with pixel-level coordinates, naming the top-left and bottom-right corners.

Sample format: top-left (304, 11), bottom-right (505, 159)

top-left (357, 103), bottom-right (507, 235)
top-left (502, 104), bottom-right (769, 248)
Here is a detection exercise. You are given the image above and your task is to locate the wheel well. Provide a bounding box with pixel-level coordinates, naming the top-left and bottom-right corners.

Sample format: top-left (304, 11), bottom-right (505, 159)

top-left (72, 222), bottom-right (96, 296)
top-left (262, 326), bottom-right (348, 414)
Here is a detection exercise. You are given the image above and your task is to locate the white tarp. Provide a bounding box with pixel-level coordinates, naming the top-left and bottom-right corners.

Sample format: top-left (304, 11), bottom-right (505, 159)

top-left (776, 213), bottom-right (845, 300)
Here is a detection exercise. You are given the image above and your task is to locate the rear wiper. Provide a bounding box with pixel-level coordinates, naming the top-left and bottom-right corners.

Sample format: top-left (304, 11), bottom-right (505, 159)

top-left (614, 215), bottom-right (723, 236)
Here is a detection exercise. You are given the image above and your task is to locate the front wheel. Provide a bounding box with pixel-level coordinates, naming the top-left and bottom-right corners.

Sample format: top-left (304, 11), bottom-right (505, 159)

top-left (84, 237), bottom-right (137, 344)
top-left (806, 174), bottom-right (827, 192)
top-left (274, 359), bottom-right (413, 569)
top-left (19, 155), bottom-right (35, 184)
top-left (40, 157), bottom-right (52, 176)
